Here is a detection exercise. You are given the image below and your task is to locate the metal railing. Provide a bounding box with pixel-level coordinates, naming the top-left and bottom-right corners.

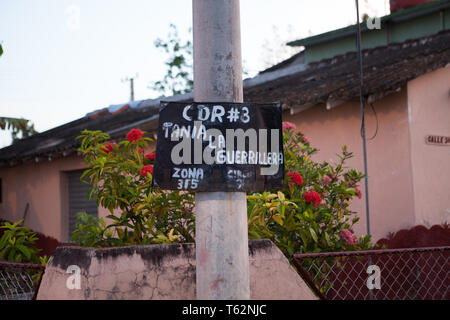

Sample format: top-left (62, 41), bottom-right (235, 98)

top-left (293, 246), bottom-right (450, 300)
top-left (0, 261), bottom-right (45, 300)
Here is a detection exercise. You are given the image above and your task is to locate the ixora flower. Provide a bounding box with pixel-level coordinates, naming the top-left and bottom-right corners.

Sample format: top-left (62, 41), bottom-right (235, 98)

top-left (140, 165), bottom-right (153, 178)
top-left (355, 188), bottom-right (362, 199)
top-left (126, 128), bottom-right (144, 143)
top-left (340, 229), bottom-right (357, 245)
top-left (138, 148), bottom-right (144, 153)
top-left (101, 142), bottom-right (117, 154)
top-left (282, 121), bottom-right (296, 131)
top-left (303, 190), bottom-right (322, 206)
top-left (286, 171), bottom-right (303, 185)
top-left (145, 153), bottom-right (156, 161)
top-left (322, 175), bottom-right (332, 185)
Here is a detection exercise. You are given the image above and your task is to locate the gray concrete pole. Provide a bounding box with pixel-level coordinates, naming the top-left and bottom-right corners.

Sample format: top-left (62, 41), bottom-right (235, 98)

top-left (192, 0), bottom-right (250, 300)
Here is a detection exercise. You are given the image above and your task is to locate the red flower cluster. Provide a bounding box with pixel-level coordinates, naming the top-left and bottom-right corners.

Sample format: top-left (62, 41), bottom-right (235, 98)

top-left (303, 190), bottom-right (322, 206)
top-left (140, 165), bottom-right (153, 178)
top-left (340, 229), bottom-right (357, 245)
top-left (322, 175), bottom-right (332, 185)
top-left (101, 142), bottom-right (117, 154)
top-left (145, 153), bottom-right (156, 161)
top-left (138, 148), bottom-right (144, 153)
top-left (355, 188), bottom-right (362, 199)
top-left (282, 121), bottom-right (296, 131)
top-left (126, 128), bottom-right (144, 143)
top-left (286, 171), bottom-right (303, 185)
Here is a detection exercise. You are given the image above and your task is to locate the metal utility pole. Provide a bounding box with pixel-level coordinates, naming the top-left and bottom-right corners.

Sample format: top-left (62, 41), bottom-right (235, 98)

top-left (129, 77), bottom-right (134, 102)
top-left (193, 0), bottom-right (250, 300)
top-left (122, 74), bottom-right (138, 102)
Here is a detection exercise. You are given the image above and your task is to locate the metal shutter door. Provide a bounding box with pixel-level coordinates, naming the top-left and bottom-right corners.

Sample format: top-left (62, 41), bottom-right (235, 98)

top-left (68, 170), bottom-right (98, 237)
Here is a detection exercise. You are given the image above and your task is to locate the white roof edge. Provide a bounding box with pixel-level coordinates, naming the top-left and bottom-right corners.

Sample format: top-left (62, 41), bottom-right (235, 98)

top-left (137, 92), bottom-right (194, 109)
top-left (243, 63), bottom-right (308, 88)
top-left (86, 61), bottom-right (308, 117)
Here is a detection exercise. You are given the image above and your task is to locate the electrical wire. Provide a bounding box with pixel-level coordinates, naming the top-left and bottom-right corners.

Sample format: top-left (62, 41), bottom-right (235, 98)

top-left (361, 102), bottom-right (379, 140)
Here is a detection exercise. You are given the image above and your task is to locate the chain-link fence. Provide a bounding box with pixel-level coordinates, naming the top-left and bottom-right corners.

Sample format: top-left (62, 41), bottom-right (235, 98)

top-left (293, 246), bottom-right (450, 300)
top-left (0, 261), bottom-right (45, 300)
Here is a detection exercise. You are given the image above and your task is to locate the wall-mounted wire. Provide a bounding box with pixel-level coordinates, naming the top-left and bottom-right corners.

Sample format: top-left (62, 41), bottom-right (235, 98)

top-left (361, 101), bottom-right (379, 141)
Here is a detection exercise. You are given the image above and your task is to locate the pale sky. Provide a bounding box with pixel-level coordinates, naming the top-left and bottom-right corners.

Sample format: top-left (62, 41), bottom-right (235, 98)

top-left (0, 0), bottom-right (389, 147)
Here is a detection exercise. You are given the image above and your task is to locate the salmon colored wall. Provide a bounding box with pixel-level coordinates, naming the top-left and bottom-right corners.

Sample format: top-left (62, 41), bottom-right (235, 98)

top-left (407, 66), bottom-right (450, 227)
top-left (285, 89), bottom-right (416, 241)
top-left (0, 142), bottom-right (157, 242)
top-left (0, 156), bottom-right (86, 241)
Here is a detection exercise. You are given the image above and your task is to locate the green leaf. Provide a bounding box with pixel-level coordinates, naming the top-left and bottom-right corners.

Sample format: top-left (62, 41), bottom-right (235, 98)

top-left (272, 214), bottom-right (283, 226)
top-left (248, 231), bottom-right (260, 239)
top-left (309, 228), bottom-right (318, 243)
top-left (0, 247), bottom-right (9, 259)
top-left (8, 248), bottom-right (17, 262)
top-left (106, 214), bottom-right (120, 222)
top-left (16, 244), bottom-right (31, 260)
top-left (0, 234), bottom-right (9, 248)
top-left (298, 230), bottom-right (308, 247)
top-left (324, 232), bottom-right (331, 247)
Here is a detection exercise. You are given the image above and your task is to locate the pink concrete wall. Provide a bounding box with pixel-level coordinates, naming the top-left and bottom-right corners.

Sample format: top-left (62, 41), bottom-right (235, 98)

top-left (0, 155), bottom-right (86, 241)
top-left (407, 66), bottom-right (450, 227)
top-left (286, 89), bottom-right (416, 241)
top-left (0, 143), bottom-right (157, 241)
top-left (37, 240), bottom-right (316, 300)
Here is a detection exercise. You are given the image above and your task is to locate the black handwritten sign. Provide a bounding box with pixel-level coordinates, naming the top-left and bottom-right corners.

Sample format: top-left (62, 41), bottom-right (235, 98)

top-left (152, 101), bottom-right (284, 192)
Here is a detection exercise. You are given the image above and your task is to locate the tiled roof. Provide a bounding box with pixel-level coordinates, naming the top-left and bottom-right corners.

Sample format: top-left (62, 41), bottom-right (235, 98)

top-left (244, 30), bottom-right (450, 107)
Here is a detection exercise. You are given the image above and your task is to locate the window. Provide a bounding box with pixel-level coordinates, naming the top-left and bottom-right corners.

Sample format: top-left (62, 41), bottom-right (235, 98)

top-left (67, 170), bottom-right (98, 236)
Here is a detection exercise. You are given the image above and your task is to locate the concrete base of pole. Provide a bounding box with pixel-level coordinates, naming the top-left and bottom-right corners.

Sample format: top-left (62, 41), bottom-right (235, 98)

top-left (195, 192), bottom-right (250, 299)
top-left (37, 240), bottom-right (317, 300)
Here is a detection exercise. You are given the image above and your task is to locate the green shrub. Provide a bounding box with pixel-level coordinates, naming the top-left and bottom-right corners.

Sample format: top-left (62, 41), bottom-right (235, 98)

top-left (70, 212), bottom-right (107, 247)
top-left (74, 129), bottom-right (195, 247)
top-left (73, 125), bottom-right (371, 258)
top-left (247, 122), bottom-right (372, 260)
top-left (0, 220), bottom-right (48, 264)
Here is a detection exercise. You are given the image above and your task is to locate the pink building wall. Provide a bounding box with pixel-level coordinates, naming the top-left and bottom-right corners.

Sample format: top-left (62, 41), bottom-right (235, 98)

top-left (407, 66), bottom-right (450, 227)
top-left (286, 89), bottom-right (416, 241)
top-left (0, 156), bottom-right (86, 241)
